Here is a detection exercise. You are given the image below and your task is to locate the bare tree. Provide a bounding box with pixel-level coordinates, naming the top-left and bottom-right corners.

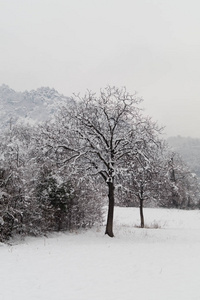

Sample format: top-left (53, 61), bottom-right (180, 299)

top-left (166, 152), bottom-right (200, 209)
top-left (116, 120), bottom-right (165, 228)
top-left (52, 86), bottom-right (163, 237)
top-left (130, 144), bottom-right (165, 228)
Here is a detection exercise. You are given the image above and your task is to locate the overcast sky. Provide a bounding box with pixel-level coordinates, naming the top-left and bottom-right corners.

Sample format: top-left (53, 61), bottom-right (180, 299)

top-left (0, 0), bottom-right (200, 138)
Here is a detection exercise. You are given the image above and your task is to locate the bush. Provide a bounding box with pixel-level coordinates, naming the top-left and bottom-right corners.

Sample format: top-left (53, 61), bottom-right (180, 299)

top-left (0, 171), bottom-right (103, 242)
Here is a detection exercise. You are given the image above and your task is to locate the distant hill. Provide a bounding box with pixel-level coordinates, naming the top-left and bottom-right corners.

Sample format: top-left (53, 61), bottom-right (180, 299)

top-left (0, 84), bottom-right (71, 130)
top-left (168, 136), bottom-right (200, 177)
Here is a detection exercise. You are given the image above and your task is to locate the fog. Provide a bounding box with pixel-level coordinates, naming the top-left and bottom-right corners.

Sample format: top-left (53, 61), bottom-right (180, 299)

top-left (0, 0), bottom-right (200, 137)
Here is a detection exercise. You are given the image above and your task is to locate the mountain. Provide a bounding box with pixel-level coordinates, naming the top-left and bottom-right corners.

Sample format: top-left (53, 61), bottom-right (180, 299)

top-left (168, 136), bottom-right (200, 177)
top-left (0, 84), bottom-right (71, 130)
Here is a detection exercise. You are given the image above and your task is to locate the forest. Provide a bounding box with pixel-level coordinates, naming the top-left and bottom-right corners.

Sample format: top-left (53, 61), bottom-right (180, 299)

top-left (0, 86), bottom-right (200, 241)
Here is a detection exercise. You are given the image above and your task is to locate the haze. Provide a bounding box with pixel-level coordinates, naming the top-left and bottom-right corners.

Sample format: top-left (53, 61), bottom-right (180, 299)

top-left (0, 0), bottom-right (200, 138)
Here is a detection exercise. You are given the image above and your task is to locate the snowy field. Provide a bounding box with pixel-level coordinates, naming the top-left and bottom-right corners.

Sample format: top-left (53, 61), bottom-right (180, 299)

top-left (1, 207), bottom-right (200, 300)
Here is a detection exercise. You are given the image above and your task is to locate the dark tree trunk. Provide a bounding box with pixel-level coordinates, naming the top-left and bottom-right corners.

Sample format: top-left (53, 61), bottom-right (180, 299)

top-left (138, 183), bottom-right (145, 228)
top-left (105, 181), bottom-right (115, 237)
top-left (139, 198), bottom-right (144, 228)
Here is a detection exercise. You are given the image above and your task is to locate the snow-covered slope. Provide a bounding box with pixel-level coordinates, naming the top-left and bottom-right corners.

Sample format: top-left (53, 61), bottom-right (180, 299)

top-left (0, 84), bottom-right (71, 130)
top-left (1, 207), bottom-right (200, 300)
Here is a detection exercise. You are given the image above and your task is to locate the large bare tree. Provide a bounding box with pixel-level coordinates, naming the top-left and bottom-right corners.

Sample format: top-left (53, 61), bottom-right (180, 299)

top-left (52, 86), bottom-right (163, 237)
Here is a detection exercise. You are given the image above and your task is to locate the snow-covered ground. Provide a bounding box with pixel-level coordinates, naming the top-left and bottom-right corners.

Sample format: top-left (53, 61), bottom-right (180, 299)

top-left (1, 207), bottom-right (200, 300)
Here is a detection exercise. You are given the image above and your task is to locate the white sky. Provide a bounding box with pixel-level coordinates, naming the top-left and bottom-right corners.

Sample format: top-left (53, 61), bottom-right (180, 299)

top-left (0, 0), bottom-right (200, 138)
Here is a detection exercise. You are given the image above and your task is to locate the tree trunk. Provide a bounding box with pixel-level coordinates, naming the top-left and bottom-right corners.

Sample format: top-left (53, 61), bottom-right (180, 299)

top-left (105, 181), bottom-right (115, 237)
top-left (140, 198), bottom-right (144, 228)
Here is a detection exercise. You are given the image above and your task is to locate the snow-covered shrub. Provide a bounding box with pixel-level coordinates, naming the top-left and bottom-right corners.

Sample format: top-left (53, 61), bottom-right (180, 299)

top-left (0, 168), bottom-right (25, 241)
top-left (35, 172), bottom-right (103, 233)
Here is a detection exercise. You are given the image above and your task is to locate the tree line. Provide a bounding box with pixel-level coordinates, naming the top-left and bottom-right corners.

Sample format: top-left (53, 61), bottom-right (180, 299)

top-left (0, 86), bottom-right (199, 241)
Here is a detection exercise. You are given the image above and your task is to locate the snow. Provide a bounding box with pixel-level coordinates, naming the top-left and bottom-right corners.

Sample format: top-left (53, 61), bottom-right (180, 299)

top-left (1, 207), bottom-right (200, 300)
